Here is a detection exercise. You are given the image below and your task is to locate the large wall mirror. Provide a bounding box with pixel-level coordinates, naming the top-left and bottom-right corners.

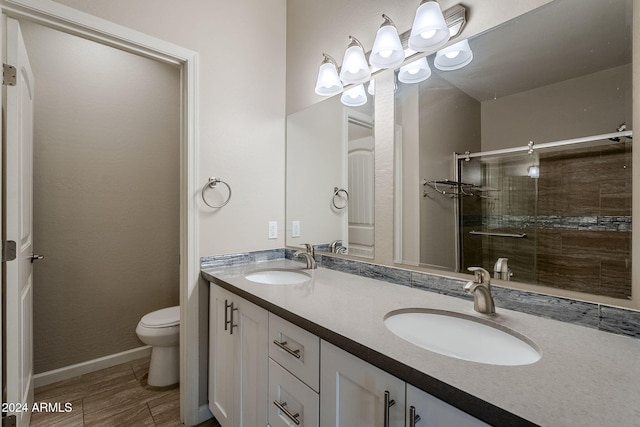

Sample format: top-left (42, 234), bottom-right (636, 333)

top-left (395, 0), bottom-right (632, 299)
top-left (286, 91), bottom-right (375, 258)
top-left (286, 0), bottom-right (634, 304)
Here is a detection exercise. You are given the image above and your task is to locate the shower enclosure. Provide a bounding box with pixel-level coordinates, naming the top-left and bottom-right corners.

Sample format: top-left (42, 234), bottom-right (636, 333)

top-left (455, 132), bottom-right (632, 299)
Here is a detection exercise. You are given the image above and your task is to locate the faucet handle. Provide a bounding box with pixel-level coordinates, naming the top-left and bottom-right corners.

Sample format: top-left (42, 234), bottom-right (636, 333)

top-left (303, 243), bottom-right (315, 257)
top-left (467, 266), bottom-right (490, 285)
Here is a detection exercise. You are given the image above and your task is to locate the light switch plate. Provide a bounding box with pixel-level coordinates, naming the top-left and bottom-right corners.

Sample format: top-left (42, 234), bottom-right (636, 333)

top-left (268, 221), bottom-right (278, 239)
top-left (292, 221), bottom-right (300, 237)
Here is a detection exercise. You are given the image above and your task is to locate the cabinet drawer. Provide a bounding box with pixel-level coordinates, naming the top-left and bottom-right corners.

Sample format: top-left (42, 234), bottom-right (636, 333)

top-left (268, 358), bottom-right (319, 427)
top-left (269, 314), bottom-right (320, 392)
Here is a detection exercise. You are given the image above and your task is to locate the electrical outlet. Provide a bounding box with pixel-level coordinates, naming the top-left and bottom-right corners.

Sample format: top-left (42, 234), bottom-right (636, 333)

top-left (292, 221), bottom-right (300, 237)
top-left (268, 221), bottom-right (278, 239)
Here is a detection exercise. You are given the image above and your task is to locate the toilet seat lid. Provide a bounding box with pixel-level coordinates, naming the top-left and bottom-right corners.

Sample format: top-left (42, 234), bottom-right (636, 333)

top-left (140, 306), bottom-right (180, 328)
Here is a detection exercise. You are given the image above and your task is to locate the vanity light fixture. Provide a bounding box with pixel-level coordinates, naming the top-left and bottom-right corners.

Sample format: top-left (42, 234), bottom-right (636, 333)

top-left (370, 14), bottom-right (405, 69)
top-left (341, 84), bottom-right (368, 107)
top-left (398, 57), bottom-right (431, 84)
top-left (314, 54), bottom-right (343, 96)
top-left (527, 165), bottom-right (540, 179)
top-left (339, 36), bottom-right (371, 85)
top-left (408, 0), bottom-right (450, 53)
top-left (434, 38), bottom-right (473, 70)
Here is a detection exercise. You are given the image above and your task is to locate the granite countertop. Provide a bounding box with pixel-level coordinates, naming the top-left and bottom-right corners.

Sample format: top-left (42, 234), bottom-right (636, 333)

top-left (201, 259), bottom-right (640, 427)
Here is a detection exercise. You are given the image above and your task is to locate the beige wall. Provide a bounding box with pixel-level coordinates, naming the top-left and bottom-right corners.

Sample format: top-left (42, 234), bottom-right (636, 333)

top-left (482, 64), bottom-right (632, 151)
top-left (286, 96), bottom-right (346, 247)
top-left (22, 21), bottom-right (181, 374)
top-left (52, 0), bottom-right (288, 259)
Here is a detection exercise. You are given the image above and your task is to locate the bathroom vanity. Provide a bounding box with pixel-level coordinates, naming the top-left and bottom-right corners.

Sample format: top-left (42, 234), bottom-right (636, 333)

top-left (202, 259), bottom-right (640, 426)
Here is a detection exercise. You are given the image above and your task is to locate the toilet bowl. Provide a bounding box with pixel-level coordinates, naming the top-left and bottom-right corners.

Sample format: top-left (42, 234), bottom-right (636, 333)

top-left (136, 306), bottom-right (180, 387)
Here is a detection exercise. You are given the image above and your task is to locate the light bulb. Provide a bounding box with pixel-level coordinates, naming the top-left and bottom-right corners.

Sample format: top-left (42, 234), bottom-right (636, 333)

top-left (445, 50), bottom-right (461, 59)
top-left (420, 29), bottom-right (437, 40)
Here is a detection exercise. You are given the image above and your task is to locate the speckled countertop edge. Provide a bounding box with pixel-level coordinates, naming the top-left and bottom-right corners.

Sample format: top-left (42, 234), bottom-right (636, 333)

top-left (202, 259), bottom-right (640, 427)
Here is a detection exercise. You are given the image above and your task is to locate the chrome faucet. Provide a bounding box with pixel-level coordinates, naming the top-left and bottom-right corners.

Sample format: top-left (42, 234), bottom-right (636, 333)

top-left (293, 243), bottom-right (317, 269)
top-left (464, 267), bottom-right (495, 314)
top-left (329, 240), bottom-right (343, 253)
top-left (494, 257), bottom-right (512, 281)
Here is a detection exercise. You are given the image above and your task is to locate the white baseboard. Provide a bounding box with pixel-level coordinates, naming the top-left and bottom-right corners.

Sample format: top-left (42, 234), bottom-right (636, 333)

top-left (33, 346), bottom-right (152, 388)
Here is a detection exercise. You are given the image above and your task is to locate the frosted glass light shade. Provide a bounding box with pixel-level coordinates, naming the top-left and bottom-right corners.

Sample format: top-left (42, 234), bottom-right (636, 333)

top-left (340, 37), bottom-right (371, 85)
top-left (527, 165), bottom-right (540, 179)
top-left (434, 39), bottom-right (473, 71)
top-left (341, 84), bottom-right (367, 107)
top-left (398, 57), bottom-right (431, 84)
top-left (367, 79), bottom-right (375, 95)
top-left (315, 57), bottom-right (343, 96)
top-left (408, 1), bottom-right (450, 53)
top-left (370, 23), bottom-right (405, 69)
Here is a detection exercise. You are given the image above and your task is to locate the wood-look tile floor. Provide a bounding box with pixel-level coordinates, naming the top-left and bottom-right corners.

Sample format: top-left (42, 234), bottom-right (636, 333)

top-left (31, 356), bottom-right (220, 427)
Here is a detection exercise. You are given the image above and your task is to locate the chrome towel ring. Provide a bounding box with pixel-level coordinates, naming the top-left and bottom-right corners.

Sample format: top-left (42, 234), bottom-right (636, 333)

top-left (201, 177), bottom-right (232, 208)
top-left (332, 187), bottom-right (349, 210)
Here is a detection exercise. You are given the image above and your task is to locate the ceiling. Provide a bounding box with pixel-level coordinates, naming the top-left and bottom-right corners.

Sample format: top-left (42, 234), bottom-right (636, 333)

top-left (429, 0), bottom-right (632, 102)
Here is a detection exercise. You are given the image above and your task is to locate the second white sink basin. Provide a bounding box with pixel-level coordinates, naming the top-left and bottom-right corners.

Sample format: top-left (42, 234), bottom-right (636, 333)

top-left (245, 269), bottom-right (311, 285)
top-left (384, 309), bottom-right (541, 366)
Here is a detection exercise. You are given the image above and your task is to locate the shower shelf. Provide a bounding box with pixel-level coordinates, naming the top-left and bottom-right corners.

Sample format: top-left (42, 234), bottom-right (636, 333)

top-left (422, 179), bottom-right (498, 198)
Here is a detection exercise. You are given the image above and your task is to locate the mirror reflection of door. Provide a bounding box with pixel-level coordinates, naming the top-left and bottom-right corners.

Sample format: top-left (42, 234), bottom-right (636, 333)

top-left (346, 113), bottom-right (374, 259)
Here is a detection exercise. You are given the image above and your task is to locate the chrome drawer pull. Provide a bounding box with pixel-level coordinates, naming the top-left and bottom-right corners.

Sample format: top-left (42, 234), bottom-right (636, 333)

top-left (273, 339), bottom-right (301, 359)
top-left (384, 391), bottom-right (396, 427)
top-left (273, 400), bottom-right (301, 425)
top-left (409, 406), bottom-right (422, 426)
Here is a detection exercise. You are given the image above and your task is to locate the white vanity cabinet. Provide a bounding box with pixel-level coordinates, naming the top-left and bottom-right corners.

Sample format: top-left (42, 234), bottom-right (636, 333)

top-left (320, 340), bottom-right (405, 427)
top-left (268, 314), bottom-right (320, 427)
top-left (406, 384), bottom-right (489, 427)
top-left (208, 284), bottom-right (268, 427)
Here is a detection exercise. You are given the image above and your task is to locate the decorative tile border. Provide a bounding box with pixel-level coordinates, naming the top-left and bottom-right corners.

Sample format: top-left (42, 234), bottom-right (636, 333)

top-left (463, 214), bottom-right (632, 232)
top-left (204, 248), bottom-right (640, 339)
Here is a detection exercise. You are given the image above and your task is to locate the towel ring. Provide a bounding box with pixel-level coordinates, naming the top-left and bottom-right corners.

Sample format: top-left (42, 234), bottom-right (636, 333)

top-left (201, 177), bottom-right (232, 208)
top-left (332, 187), bottom-right (349, 210)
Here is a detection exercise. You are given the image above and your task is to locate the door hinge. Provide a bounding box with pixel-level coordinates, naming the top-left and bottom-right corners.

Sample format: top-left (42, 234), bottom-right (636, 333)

top-left (1, 414), bottom-right (17, 427)
top-left (2, 240), bottom-right (17, 262)
top-left (3, 63), bottom-right (16, 86)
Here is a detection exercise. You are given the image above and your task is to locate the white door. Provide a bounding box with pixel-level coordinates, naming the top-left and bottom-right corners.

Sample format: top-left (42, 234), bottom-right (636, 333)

top-left (4, 16), bottom-right (35, 427)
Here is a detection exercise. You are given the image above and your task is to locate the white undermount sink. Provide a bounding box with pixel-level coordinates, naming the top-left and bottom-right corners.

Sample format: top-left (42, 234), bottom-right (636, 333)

top-left (244, 268), bottom-right (311, 285)
top-left (384, 309), bottom-right (541, 366)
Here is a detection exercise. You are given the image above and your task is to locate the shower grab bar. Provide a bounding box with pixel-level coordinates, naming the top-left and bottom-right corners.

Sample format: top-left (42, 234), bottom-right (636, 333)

top-left (470, 230), bottom-right (527, 238)
top-left (456, 130), bottom-right (633, 160)
top-left (201, 177), bottom-right (232, 208)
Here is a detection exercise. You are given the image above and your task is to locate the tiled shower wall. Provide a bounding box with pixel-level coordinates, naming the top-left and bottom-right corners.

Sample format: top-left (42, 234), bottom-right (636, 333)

top-left (461, 141), bottom-right (632, 299)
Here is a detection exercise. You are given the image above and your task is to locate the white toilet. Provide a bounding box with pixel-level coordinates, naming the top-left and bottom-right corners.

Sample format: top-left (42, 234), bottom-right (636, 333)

top-left (136, 305), bottom-right (180, 387)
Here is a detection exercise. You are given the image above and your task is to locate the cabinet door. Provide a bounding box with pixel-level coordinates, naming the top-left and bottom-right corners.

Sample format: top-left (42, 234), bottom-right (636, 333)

top-left (209, 285), bottom-right (235, 426)
top-left (268, 358), bottom-right (319, 427)
top-left (406, 384), bottom-right (490, 427)
top-left (236, 295), bottom-right (269, 427)
top-left (320, 340), bottom-right (405, 427)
